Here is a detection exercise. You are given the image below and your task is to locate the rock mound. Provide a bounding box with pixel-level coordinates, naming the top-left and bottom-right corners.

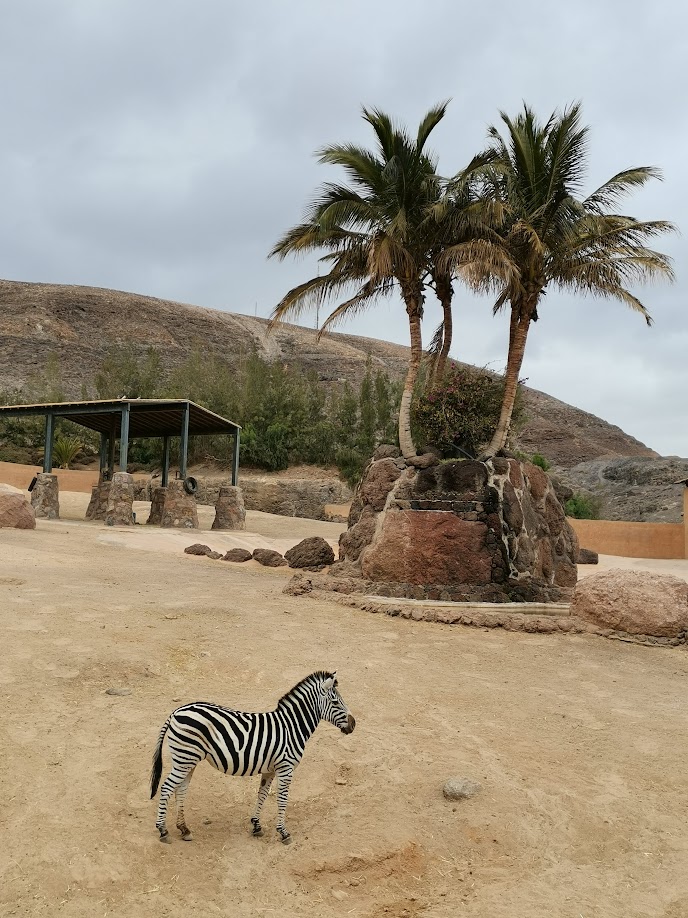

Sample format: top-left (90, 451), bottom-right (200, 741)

top-left (337, 455), bottom-right (579, 603)
top-left (571, 569), bottom-right (688, 638)
top-left (252, 548), bottom-right (287, 567)
top-left (222, 548), bottom-right (253, 563)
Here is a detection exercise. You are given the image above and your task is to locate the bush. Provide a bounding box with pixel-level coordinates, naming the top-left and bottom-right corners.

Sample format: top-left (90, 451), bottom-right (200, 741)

top-left (412, 365), bottom-right (523, 458)
top-left (530, 453), bottom-right (550, 471)
top-left (565, 493), bottom-right (602, 520)
top-left (52, 435), bottom-right (84, 470)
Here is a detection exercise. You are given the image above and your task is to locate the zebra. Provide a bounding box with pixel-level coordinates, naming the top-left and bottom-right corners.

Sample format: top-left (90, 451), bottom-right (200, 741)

top-left (150, 670), bottom-right (355, 845)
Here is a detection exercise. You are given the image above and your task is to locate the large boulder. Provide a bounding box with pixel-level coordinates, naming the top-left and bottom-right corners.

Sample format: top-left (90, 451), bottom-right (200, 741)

top-left (284, 536), bottom-right (335, 569)
top-left (571, 569), bottom-right (688, 638)
top-left (0, 490), bottom-right (36, 529)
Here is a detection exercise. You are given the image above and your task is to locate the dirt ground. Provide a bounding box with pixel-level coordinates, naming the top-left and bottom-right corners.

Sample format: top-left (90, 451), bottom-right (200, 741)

top-left (2, 496), bottom-right (688, 918)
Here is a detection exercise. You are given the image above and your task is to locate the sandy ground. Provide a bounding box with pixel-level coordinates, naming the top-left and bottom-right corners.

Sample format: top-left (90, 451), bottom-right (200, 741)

top-left (2, 497), bottom-right (688, 918)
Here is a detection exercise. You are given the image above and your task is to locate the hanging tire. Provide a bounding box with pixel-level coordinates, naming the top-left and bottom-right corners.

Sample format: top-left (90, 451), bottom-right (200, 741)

top-left (183, 476), bottom-right (198, 496)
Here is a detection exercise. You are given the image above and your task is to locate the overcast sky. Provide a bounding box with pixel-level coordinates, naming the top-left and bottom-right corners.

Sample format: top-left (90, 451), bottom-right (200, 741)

top-left (1, 1), bottom-right (685, 456)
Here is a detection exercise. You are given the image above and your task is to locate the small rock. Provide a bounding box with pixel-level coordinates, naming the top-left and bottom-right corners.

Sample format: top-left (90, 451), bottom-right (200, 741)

top-left (203, 818), bottom-right (212, 825)
top-left (200, 651), bottom-right (211, 657)
top-left (105, 687), bottom-right (132, 696)
top-left (184, 543), bottom-right (212, 556)
top-left (207, 551), bottom-right (223, 560)
top-left (577, 548), bottom-right (599, 564)
top-left (335, 777), bottom-right (347, 786)
top-left (222, 548), bottom-right (253, 563)
top-left (252, 548), bottom-right (288, 567)
top-left (443, 777), bottom-right (481, 800)
top-left (285, 536), bottom-right (335, 569)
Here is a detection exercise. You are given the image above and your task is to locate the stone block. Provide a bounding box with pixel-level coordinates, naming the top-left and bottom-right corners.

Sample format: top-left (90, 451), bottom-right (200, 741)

top-left (160, 479), bottom-right (199, 529)
top-left (30, 473), bottom-right (59, 520)
top-left (105, 472), bottom-right (135, 526)
top-left (211, 486), bottom-right (246, 531)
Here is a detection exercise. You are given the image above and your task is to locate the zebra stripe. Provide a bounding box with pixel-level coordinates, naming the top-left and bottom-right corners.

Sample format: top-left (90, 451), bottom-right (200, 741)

top-left (150, 671), bottom-right (355, 844)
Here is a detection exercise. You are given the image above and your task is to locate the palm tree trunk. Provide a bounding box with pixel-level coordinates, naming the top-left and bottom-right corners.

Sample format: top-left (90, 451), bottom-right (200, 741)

top-left (433, 278), bottom-right (453, 385)
top-left (398, 302), bottom-right (423, 458)
top-left (484, 301), bottom-right (533, 458)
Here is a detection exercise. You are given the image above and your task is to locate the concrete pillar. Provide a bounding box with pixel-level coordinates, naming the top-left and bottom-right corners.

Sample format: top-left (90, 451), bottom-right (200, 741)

top-left (160, 479), bottom-right (198, 529)
top-left (31, 473), bottom-right (60, 519)
top-left (147, 486), bottom-right (167, 526)
top-left (211, 485), bottom-right (246, 530)
top-left (105, 472), bottom-right (135, 526)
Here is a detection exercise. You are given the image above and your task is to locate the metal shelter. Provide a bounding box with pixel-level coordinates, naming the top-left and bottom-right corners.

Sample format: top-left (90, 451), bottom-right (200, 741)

top-left (0, 398), bottom-right (241, 486)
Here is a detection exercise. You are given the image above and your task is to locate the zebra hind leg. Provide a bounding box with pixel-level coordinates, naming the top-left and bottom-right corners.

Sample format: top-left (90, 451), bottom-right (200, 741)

top-left (156, 765), bottom-right (195, 843)
top-left (250, 771), bottom-right (274, 838)
top-left (275, 769), bottom-right (293, 844)
top-left (175, 766), bottom-right (196, 841)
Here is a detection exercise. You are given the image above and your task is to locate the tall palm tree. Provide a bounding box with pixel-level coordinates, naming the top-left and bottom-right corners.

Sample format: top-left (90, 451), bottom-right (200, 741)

top-left (467, 103), bottom-right (675, 458)
top-left (269, 104), bottom-right (450, 458)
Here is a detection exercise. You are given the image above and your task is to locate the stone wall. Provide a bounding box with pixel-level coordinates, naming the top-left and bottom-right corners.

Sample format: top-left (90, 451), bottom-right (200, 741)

top-left (336, 454), bottom-right (578, 603)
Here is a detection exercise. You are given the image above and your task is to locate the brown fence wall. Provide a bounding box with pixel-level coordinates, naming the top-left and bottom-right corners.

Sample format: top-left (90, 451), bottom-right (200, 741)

top-left (0, 461), bottom-right (99, 493)
top-left (570, 518), bottom-right (686, 560)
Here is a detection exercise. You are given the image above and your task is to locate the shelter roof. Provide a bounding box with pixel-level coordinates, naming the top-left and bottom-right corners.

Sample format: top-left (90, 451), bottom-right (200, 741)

top-left (0, 399), bottom-right (240, 438)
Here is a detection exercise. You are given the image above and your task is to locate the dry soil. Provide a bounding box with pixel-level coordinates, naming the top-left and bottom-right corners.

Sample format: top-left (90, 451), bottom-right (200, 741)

top-left (1, 496), bottom-right (687, 917)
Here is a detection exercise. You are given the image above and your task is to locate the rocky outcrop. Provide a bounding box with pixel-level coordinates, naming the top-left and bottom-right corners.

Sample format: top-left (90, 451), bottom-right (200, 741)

top-left (335, 456), bottom-right (578, 603)
top-left (571, 569), bottom-right (688, 638)
top-left (284, 536), bottom-right (335, 569)
top-left (0, 487), bottom-right (36, 529)
top-left (211, 486), bottom-right (246, 530)
top-left (555, 456), bottom-right (688, 523)
top-left (30, 473), bottom-right (59, 520)
top-left (184, 543), bottom-right (212, 556)
top-left (577, 548), bottom-right (599, 564)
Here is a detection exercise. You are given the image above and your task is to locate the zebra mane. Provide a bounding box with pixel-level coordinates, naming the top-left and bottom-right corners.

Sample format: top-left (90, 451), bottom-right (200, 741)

top-left (277, 671), bottom-right (335, 708)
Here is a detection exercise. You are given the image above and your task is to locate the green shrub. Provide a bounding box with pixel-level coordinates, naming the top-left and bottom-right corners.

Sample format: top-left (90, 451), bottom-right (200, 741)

top-left (52, 435), bottom-right (84, 469)
top-left (565, 493), bottom-right (602, 519)
top-left (412, 365), bottom-right (523, 458)
top-left (530, 453), bottom-right (550, 471)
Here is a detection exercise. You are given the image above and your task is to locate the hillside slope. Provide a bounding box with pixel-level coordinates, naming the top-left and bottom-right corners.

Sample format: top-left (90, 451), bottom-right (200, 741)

top-left (0, 278), bottom-right (657, 469)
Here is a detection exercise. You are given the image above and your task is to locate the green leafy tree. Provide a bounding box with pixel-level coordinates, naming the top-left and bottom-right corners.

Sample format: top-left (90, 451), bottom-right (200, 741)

top-left (95, 345), bottom-right (165, 399)
top-left (469, 102), bottom-right (675, 457)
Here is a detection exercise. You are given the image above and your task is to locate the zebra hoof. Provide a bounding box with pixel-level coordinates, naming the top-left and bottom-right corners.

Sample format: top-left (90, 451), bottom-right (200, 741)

top-left (159, 833), bottom-right (172, 844)
top-left (180, 831), bottom-right (193, 842)
top-left (280, 833), bottom-right (292, 845)
top-left (252, 826), bottom-right (264, 837)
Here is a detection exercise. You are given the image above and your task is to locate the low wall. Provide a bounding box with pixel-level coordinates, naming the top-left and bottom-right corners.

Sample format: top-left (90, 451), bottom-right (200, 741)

top-left (0, 461), bottom-right (99, 493)
top-left (570, 518), bottom-right (685, 560)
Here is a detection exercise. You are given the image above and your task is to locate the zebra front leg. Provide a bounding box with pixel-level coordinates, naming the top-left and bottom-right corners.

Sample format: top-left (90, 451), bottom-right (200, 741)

top-left (250, 771), bottom-right (274, 837)
top-left (175, 766), bottom-right (196, 841)
top-left (156, 766), bottom-right (193, 843)
top-left (275, 768), bottom-right (294, 844)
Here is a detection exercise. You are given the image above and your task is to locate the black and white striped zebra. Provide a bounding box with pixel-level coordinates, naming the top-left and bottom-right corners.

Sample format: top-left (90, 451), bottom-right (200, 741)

top-left (150, 670), bottom-right (355, 845)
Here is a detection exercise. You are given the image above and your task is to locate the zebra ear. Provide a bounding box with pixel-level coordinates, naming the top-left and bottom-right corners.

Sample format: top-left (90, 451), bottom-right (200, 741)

top-left (321, 675), bottom-right (335, 691)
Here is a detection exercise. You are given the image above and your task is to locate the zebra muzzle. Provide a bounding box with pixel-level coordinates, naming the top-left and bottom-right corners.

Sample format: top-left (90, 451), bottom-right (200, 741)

top-left (341, 714), bottom-right (356, 735)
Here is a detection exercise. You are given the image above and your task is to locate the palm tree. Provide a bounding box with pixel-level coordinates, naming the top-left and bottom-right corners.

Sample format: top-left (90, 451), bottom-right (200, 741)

top-left (467, 103), bottom-right (674, 458)
top-left (269, 104), bottom-right (450, 458)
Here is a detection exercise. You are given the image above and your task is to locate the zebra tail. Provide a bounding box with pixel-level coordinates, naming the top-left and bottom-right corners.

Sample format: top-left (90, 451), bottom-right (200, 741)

top-left (150, 717), bottom-right (171, 799)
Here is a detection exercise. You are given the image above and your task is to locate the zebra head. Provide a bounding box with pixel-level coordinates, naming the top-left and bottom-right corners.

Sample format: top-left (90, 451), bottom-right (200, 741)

top-left (319, 672), bottom-right (355, 735)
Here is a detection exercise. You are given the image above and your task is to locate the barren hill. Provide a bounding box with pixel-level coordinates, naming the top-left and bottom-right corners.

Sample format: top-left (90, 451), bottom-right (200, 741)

top-left (0, 278), bottom-right (657, 470)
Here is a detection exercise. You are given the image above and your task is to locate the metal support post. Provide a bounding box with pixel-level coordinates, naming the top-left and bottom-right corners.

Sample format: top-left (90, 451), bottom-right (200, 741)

top-left (119, 403), bottom-right (130, 472)
top-left (231, 429), bottom-right (240, 486)
top-left (179, 402), bottom-right (190, 479)
top-left (43, 413), bottom-right (55, 473)
top-left (162, 436), bottom-right (170, 487)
